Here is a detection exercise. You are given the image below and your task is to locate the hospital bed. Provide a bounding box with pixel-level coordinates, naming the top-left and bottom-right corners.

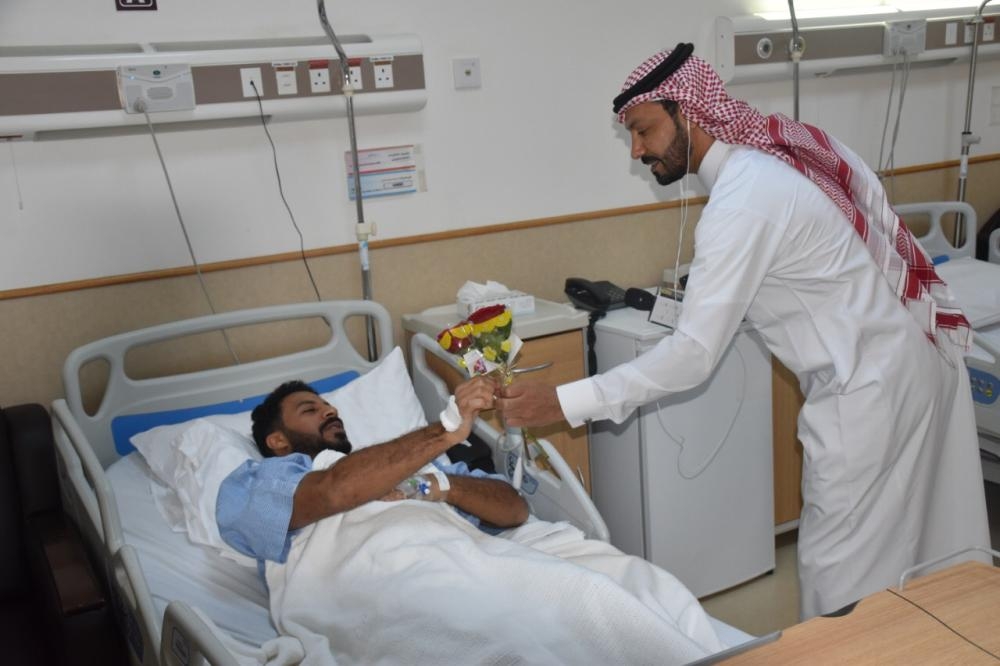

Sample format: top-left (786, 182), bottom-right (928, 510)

top-left (48, 300), bottom-right (755, 665)
top-left (897, 202), bottom-right (1000, 482)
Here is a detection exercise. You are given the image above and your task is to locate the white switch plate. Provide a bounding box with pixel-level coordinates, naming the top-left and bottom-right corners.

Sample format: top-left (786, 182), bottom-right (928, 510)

top-left (990, 86), bottom-right (1000, 126)
top-left (453, 57), bottom-right (481, 89)
top-left (945, 21), bottom-right (958, 45)
top-left (984, 21), bottom-right (996, 42)
top-left (273, 62), bottom-right (297, 96)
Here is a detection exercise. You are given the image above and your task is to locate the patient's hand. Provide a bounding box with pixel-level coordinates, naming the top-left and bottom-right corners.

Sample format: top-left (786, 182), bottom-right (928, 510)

top-left (451, 376), bottom-right (498, 441)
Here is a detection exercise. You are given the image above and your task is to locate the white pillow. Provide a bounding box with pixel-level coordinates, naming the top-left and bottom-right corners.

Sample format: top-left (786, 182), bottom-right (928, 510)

top-left (323, 346), bottom-right (428, 450)
top-left (132, 418), bottom-right (260, 564)
top-left (130, 413), bottom-right (259, 489)
top-left (128, 345), bottom-right (430, 557)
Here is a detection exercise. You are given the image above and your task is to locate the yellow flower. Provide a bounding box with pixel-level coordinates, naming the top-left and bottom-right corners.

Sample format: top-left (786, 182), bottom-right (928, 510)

top-left (500, 339), bottom-right (511, 352)
top-left (483, 346), bottom-right (497, 362)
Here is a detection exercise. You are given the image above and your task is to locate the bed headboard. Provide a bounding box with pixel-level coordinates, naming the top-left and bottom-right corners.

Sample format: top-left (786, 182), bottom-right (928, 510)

top-left (895, 201), bottom-right (977, 263)
top-left (59, 300), bottom-right (393, 469)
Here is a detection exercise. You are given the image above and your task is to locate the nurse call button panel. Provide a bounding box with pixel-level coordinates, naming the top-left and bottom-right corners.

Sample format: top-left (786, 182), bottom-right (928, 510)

top-left (969, 367), bottom-right (998, 405)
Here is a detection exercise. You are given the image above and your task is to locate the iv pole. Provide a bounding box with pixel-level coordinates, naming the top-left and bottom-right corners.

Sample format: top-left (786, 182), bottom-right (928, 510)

top-left (787, 0), bottom-right (805, 121)
top-left (956, 0), bottom-right (995, 246)
top-left (317, 0), bottom-right (379, 361)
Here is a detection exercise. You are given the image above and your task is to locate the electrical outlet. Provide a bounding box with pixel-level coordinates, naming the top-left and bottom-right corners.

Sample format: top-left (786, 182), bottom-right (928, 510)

top-left (240, 67), bottom-right (263, 98)
top-left (984, 20), bottom-right (996, 42)
top-left (310, 65), bottom-right (330, 93)
top-left (349, 65), bottom-right (363, 88)
top-left (373, 59), bottom-right (394, 89)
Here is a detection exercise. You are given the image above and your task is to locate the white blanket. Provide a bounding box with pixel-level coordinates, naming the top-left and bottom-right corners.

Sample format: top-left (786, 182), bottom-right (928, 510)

top-left (241, 452), bottom-right (723, 665)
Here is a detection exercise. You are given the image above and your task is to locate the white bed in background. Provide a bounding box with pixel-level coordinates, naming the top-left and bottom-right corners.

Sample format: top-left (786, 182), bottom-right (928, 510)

top-left (898, 202), bottom-right (1000, 482)
top-left (49, 300), bottom-right (757, 666)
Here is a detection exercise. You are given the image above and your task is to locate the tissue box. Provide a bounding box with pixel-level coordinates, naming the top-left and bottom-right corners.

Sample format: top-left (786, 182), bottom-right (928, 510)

top-left (458, 290), bottom-right (536, 317)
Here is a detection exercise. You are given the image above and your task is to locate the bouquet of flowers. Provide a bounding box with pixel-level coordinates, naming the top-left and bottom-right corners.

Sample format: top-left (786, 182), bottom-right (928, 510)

top-left (437, 304), bottom-right (522, 381)
top-left (437, 304), bottom-right (556, 485)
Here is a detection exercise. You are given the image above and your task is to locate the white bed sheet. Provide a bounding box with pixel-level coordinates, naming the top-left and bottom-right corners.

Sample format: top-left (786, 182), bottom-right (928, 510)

top-left (105, 452), bottom-right (754, 655)
top-left (936, 257), bottom-right (1000, 329)
top-left (107, 453), bottom-right (277, 648)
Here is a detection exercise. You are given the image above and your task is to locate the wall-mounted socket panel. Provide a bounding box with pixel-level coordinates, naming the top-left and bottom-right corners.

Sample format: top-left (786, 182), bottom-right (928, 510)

top-left (373, 58), bottom-right (394, 89)
top-left (240, 67), bottom-right (263, 98)
top-left (349, 65), bottom-right (362, 88)
top-left (309, 64), bottom-right (330, 93)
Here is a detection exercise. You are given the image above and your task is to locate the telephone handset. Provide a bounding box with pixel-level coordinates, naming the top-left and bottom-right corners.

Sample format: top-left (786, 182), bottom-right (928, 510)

top-left (565, 277), bottom-right (627, 313)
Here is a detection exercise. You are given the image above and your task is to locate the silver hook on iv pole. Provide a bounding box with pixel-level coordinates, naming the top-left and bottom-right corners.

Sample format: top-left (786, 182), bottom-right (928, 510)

top-left (955, 0), bottom-right (995, 247)
top-left (317, 0), bottom-right (379, 361)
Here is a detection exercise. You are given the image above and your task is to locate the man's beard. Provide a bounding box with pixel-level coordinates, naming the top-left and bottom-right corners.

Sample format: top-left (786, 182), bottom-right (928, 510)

top-left (283, 418), bottom-right (352, 458)
top-left (642, 115), bottom-right (689, 186)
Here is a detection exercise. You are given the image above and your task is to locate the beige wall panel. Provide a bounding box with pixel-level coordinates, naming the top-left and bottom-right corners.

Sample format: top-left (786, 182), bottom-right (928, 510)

top-left (0, 207), bottom-right (692, 410)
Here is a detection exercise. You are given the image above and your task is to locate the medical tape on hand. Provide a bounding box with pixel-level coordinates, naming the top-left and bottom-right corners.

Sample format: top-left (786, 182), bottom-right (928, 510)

top-left (429, 467), bottom-right (450, 493)
top-left (439, 395), bottom-right (462, 432)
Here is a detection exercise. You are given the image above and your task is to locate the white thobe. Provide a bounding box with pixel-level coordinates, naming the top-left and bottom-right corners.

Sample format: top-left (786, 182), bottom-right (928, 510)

top-left (559, 141), bottom-right (991, 618)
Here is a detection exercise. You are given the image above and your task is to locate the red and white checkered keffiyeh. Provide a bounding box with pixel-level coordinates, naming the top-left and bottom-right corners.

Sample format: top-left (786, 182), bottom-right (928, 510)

top-left (617, 49), bottom-right (971, 349)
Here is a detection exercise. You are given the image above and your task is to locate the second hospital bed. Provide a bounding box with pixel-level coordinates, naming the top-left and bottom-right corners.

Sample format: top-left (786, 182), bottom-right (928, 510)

top-left (898, 201), bottom-right (1000, 482)
top-left (49, 300), bottom-right (757, 665)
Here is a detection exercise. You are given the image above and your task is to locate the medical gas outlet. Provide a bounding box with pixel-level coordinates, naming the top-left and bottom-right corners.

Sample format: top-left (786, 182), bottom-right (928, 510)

top-left (884, 19), bottom-right (927, 57)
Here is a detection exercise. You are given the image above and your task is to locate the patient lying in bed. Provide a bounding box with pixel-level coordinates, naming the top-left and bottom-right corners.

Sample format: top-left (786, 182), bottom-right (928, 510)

top-left (207, 374), bottom-right (725, 665)
top-left (218, 376), bottom-right (529, 564)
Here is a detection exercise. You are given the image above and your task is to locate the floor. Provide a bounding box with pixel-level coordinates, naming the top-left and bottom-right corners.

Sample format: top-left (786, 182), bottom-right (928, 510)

top-left (698, 480), bottom-right (1000, 637)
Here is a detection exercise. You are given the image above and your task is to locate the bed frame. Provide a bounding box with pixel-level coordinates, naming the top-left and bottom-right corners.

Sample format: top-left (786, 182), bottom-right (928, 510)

top-left (49, 300), bottom-right (608, 665)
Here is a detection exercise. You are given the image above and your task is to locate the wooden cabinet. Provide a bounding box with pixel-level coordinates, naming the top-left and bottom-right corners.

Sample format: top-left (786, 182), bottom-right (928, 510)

top-left (772, 358), bottom-right (804, 526)
top-left (411, 329), bottom-right (592, 493)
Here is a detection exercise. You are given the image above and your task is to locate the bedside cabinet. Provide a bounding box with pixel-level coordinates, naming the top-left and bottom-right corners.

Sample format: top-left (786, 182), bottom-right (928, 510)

top-left (402, 299), bottom-right (592, 492)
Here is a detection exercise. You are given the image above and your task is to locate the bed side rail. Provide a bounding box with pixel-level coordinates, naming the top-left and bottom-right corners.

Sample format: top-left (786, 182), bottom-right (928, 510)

top-left (51, 399), bottom-right (124, 556)
top-left (410, 333), bottom-right (609, 542)
top-left (113, 545), bottom-right (164, 666)
top-left (895, 201), bottom-right (977, 262)
top-left (160, 602), bottom-right (239, 666)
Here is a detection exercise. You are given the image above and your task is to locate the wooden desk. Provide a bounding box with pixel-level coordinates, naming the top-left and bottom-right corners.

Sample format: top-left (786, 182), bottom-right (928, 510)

top-left (726, 561), bottom-right (1000, 664)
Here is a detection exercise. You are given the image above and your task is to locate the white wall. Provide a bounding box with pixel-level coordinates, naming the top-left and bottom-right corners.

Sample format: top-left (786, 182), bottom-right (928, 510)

top-left (1, 0), bottom-right (998, 290)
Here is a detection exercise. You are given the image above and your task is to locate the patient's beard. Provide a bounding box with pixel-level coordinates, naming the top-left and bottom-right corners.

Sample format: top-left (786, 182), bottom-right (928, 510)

top-left (283, 428), bottom-right (352, 458)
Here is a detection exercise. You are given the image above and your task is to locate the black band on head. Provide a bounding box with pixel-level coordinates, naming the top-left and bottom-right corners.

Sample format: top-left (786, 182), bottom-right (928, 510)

top-left (612, 43), bottom-right (695, 114)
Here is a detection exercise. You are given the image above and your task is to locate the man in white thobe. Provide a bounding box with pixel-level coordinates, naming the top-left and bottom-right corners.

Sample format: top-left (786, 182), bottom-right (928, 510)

top-left (498, 44), bottom-right (991, 619)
